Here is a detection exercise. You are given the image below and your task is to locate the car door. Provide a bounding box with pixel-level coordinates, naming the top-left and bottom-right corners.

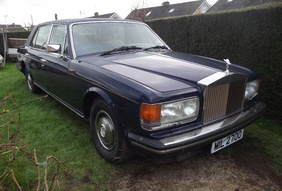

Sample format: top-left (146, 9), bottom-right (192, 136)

top-left (40, 24), bottom-right (71, 102)
top-left (28, 24), bottom-right (52, 87)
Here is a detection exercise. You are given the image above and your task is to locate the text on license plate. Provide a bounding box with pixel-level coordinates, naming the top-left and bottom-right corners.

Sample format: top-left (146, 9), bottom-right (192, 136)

top-left (211, 129), bottom-right (244, 154)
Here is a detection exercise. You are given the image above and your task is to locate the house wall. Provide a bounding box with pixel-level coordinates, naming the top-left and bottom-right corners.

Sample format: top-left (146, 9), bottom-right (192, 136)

top-left (147, 3), bottom-right (282, 120)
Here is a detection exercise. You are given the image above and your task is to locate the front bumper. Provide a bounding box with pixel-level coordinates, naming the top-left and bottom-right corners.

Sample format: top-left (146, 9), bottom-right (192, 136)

top-left (128, 101), bottom-right (266, 158)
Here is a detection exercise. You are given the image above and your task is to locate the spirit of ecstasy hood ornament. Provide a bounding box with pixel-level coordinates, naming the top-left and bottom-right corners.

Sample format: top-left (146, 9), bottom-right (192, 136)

top-left (223, 59), bottom-right (231, 74)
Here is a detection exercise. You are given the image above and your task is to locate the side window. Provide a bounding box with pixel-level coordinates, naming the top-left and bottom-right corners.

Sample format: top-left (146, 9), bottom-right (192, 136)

top-left (63, 34), bottom-right (69, 56)
top-left (31, 25), bottom-right (51, 50)
top-left (49, 25), bottom-right (66, 54)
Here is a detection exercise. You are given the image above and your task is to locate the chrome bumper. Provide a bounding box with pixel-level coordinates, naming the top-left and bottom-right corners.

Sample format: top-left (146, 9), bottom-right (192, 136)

top-left (128, 101), bottom-right (266, 156)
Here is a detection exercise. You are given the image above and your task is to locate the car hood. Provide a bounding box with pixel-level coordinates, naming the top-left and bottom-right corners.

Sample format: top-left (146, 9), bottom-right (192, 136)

top-left (80, 52), bottom-right (224, 92)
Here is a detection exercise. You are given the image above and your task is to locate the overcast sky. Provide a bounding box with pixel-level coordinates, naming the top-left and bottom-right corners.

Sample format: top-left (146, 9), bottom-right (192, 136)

top-left (0, 0), bottom-right (217, 26)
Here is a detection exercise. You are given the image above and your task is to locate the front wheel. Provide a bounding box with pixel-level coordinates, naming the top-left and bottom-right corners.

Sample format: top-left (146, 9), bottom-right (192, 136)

top-left (25, 69), bottom-right (40, 93)
top-left (90, 98), bottom-right (133, 163)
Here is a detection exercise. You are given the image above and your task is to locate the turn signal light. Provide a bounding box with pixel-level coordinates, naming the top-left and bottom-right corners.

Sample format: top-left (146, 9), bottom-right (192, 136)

top-left (140, 104), bottom-right (161, 122)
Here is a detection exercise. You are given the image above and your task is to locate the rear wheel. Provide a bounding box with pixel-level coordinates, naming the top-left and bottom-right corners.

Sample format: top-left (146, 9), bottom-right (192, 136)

top-left (25, 69), bottom-right (40, 93)
top-left (90, 98), bottom-right (133, 163)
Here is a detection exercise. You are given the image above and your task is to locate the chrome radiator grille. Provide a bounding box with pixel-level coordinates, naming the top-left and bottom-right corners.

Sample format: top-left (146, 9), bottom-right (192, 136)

top-left (198, 72), bottom-right (247, 124)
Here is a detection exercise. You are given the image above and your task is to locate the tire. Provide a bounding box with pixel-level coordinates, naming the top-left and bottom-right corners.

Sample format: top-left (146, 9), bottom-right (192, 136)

top-left (25, 69), bottom-right (40, 93)
top-left (90, 98), bottom-right (133, 163)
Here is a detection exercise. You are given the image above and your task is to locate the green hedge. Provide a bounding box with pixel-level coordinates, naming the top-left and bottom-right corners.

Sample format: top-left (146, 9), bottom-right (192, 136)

top-left (147, 3), bottom-right (282, 121)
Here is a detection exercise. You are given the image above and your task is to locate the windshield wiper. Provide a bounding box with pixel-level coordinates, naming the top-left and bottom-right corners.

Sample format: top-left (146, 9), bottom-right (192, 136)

top-left (100, 46), bottom-right (143, 56)
top-left (144, 46), bottom-right (169, 51)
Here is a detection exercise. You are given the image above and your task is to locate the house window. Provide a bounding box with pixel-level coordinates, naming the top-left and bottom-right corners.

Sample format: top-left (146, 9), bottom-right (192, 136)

top-left (201, 6), bottom-right (208, 13)
top-left (146, 11), bottom-right (152, 17)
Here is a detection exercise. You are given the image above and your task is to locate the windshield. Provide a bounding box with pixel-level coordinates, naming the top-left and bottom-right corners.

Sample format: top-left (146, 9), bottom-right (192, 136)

top-left (72, 22), bottom-right (166, 57)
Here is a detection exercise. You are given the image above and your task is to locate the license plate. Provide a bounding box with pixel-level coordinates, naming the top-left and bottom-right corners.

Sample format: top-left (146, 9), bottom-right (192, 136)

top-left (211, 129), bottom-right (244, 154)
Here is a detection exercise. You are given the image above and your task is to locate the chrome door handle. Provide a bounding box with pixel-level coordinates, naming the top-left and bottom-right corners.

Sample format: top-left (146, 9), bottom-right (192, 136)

top-left (40, 59), bottom-right (47, 67)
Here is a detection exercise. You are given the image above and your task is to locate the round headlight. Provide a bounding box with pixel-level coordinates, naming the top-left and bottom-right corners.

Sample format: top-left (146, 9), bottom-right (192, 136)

top-left (245, 80), bottom-right (259, 100)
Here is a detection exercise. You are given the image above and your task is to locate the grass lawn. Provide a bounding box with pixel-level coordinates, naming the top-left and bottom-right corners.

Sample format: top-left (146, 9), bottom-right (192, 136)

top-left (1, 62), bottom-right (281, 190)
top-left (0, 63), bottom-right (114, 190)
top-left (245, 117), bottom-right (282, 175)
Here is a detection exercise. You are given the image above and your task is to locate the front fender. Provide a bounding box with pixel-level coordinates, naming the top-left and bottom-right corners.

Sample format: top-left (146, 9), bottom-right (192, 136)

top-left (83, 87), bottom-right (124, 128)
top-left (16, 58), bottom-right (29, 74)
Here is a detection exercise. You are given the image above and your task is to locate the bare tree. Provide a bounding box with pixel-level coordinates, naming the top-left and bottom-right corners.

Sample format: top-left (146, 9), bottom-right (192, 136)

top-left (128, 0), bottom-right (149, 22)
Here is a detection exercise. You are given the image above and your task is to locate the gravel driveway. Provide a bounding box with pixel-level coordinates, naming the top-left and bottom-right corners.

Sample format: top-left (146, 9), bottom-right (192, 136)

top-left (113, 136), bottom-right (281, 191)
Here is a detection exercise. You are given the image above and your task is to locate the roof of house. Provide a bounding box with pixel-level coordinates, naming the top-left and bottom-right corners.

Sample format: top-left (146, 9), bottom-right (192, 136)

top-left (0, 24), bottom-right (24, 30)
top-left (88, 12), bottom-right (122, 19)
top-left (207, 0), bottom-right (281, 12)
top-left (126, 0), bottom-right (209, 21)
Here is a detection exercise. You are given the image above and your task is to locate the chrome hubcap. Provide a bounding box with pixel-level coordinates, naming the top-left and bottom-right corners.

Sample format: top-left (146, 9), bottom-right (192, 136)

top-left (95, 110), bottom-right (115, 150)
top-left (27, 73), bottom-right (33, 90)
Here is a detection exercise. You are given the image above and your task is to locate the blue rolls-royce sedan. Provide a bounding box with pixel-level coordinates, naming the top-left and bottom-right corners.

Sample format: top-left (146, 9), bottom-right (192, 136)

top-left (17, 19), bottom-right (265, 163)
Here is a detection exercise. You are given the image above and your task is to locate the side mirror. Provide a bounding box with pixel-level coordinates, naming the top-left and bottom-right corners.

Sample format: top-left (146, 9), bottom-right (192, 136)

top-left (47, 44), bottom-right (61, 53)
top-left (17, 46), bottom-right (28, 54)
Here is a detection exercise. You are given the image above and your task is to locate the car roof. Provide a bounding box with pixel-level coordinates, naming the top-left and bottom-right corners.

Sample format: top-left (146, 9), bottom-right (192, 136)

top-left (37, 18), bottom-right (143, 26)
